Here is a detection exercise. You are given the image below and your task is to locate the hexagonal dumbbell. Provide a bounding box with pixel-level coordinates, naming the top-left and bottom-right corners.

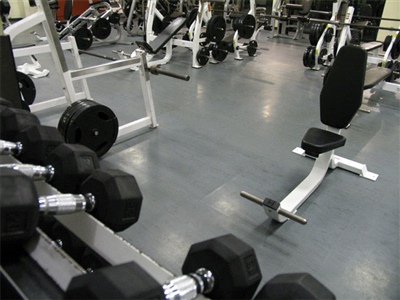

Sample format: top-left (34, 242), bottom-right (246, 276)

top-left (0, 168), bottom-right (94, 245)
top-left (254, 273), bottom-right (336, 299)
top-left (65, 234), bottom-right (262, 299)
top-left (43, 143), bottom-right (100, 193)
top-left (0, 105), bottom-right (41, 141)
top-left (12, 125), bottom-right (64, 165)
top-left (1, 140), bottom-right (100, 194)
top-left (0, 164), bottom-right (143, 233)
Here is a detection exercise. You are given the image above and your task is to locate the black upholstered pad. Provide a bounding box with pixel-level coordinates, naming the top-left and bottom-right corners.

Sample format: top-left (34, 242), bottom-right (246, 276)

top-left (301, 127), bottom-right (346, 155)
top-left (364, 67), bottom-right (392, 90)
top-left (136, 17), bottom-right (186, 54)
top-left (320, 46), bottom-right (367, 129)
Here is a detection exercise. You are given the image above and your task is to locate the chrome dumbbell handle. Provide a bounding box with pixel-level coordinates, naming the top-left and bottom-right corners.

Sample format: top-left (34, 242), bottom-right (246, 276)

top-left (163, 268), bottom-right (214, 300)
top-left (38, 193), bottom-right (95, 215)
top-left (0, 140), bottom-right (23, 156)
top-left (0, 164), bottom-right (54, 181)
top-left (240, 191), bottom-right (307, 225)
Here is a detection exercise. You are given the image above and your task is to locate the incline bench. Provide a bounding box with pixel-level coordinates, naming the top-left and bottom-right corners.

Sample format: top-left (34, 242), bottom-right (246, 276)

top-left (136, 17), bottom-right (187, 54)
top-left (364, 66), bottom-right (392, 90)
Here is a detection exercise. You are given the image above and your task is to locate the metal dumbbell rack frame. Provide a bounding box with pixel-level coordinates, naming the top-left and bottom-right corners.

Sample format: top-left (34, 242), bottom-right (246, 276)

top-left (0, 153), bottom-right (193, 298)
top-left (4, 0), bottom-right (158, 145)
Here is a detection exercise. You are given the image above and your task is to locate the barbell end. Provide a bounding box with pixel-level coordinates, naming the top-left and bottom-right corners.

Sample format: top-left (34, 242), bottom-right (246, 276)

top-left (277, 208), bottom-right (307, 225)
top-left (240, 191), bottom-right (264, 206)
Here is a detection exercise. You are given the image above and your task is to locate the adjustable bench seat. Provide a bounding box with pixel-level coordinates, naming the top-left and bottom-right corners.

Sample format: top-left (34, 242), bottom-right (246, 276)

top-left (361, 41), bottom-right (382, 52)
top-left (301, 127), bottom-right (346, 157)
top-left (364, 66), bottom-right (392, 89)
top-left (136, 17), bottom-right (186, 54)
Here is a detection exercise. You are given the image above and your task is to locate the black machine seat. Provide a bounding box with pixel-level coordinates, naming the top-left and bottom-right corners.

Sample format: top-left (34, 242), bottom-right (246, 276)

top-left (364, 67), bottom-right (392, 89)
top-left (301, 127), bottom-right (346, 156)
top-left (136, 17), bottom-right (187, 54)
top-left (320, 45), bottom-right (367, 129)
top-left (300, 45), bottom-right (367, 156)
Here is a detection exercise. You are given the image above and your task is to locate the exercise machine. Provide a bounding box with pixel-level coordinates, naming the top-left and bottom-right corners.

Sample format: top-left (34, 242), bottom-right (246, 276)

top-left (241, 45), bottom-right (378, 225)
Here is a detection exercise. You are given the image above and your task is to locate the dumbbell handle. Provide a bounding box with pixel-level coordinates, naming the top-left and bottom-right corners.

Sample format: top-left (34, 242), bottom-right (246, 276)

top-left (39, 193), bottom-right (95, 215)
top-left (0, 140), bottom-right (23, 156)
top-left (240, 191), bottom-right (307, 225)
top-left (0, 164), bottom-right (54, 181)
top-left (163, 268), bottom-right (214, 300)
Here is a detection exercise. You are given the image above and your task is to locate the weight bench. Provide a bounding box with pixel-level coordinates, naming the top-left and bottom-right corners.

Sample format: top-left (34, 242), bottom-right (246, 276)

top-left (364, 66), bottom-right (392, 90)
top-left (241, 45), bottom-right (378, 225)
top-left (136, 17), bottom-right (186, 54)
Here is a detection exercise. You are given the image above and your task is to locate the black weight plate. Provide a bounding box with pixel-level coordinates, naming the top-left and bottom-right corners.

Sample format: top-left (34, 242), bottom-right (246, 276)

top-left (199, 32), bottom-right (209, 46)
top-left (325, 27), bottom-right (334, 43)
top-left (108, 12), bottom-right (121, 25)
top-left (16, 71), bottom-right (36, 105)
top-left (63, 100), bottom-right (119, 157)
top-left (206, 15), bottom-right (226, 43)
top-left (303, 47), bottom-right (310, 67)
top-left (73, 27), bottom-right (93, 50)
top-left (186, 8), bottom-right (198, 28)
top-left (247, 40), bottom-right (258, 56)
top-left (196, 48), bottom-right (209, 66)
top-left (211, 44), bottom-right (228, 62)
top-left (92, 18), bottom-right (112, 39)
top-left (58, 100), bottom-right (86, 139)
top-left (307, 46), bottom-right (316, 69)
top-left (237, 14), bottom-right (256, 39)
top-left (382, 35), bottom-right (392, 51)
top-left (309, 23), bottom-right (319, 46)
top-left (123, 19), bottom-right (134, 31)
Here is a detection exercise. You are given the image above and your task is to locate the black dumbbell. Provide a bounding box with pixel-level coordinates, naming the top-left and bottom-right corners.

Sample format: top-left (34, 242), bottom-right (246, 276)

top-left (0, 105), bottom-right (41, 141)
top-left (254, 273), bottom-right (336, 299)
top-left (0, 168), bottom-right (95, 244)
top-left (66, 234), bottom-right (262, 299)
top-left (12, 124), bottom-right (64, 165)
top-left (1, 140), bottom-right (100, 193)
top-left (0, 163), bottom-right (143, 232)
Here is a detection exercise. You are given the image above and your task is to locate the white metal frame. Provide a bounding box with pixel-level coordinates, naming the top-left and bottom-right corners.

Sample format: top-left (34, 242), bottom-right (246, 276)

top-left (265, 126), bottom-right (378, 223)
top-left (5, 0), bottom-right (158, 145)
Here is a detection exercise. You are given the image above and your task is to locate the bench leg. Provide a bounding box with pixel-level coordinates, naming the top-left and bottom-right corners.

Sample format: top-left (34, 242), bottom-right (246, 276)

top-left (330, 155), bottom-right (378, 181)
top-left (265, 151), bottom-right (333, 222)
top-left (292, 147), bottom-right (378, 181)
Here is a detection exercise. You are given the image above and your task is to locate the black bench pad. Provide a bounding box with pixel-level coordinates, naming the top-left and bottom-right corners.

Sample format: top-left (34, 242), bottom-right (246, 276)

top-left (301, 127), bottom-right (346, 156)
top-left (136, 17), bottom-right (186, 54)
top-left (361, 41), bottom-right (382, 52)
top-left (364, 67), bottom-right (392, 90)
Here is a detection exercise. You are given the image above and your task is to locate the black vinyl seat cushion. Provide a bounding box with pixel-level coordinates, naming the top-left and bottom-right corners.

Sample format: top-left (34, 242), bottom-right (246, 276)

top-left (301, 127), bottom-right (346, 156)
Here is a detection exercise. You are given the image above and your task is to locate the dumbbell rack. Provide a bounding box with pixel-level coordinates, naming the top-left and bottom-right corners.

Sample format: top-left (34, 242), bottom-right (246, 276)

top-left (4, 0), bottom-right (158, 145)
top-left (0, 155), bottom-right (208, 299)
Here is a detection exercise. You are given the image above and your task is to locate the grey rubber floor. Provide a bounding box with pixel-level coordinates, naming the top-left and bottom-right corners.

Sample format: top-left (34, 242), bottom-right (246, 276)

top-left (12, 24), bottom-right (400, 299)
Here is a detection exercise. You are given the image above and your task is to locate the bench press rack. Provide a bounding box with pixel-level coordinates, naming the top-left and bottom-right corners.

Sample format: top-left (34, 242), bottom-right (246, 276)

top-left (4, 0), bottom-right (158, 145)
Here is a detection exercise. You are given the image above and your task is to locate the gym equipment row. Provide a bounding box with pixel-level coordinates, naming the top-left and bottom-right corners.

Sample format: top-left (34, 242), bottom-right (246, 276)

top-left (241, 45), bottom-right (379, 224)
top-left (3, 0), bottom-right (190, 157)
top-left (57, 0), bottom-right (126, 50)
top-left (133, 0), bottom-right (262, 68)
top-left (0, 97), bottom-right (336, 299)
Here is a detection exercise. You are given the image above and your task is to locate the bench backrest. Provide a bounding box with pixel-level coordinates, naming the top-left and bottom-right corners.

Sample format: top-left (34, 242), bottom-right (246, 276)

top-left (320, 45), bottom-right (367, 129)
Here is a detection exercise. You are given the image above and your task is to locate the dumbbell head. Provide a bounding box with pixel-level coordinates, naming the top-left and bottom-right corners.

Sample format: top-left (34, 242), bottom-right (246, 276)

top-left (13, 125), bottom-right (64, 165)
top-left (66, 261), bottom-right (164, 299)
top-left (1, 168), bottom-right (94, 247)
top-left (80, 169), bottom-right (143, 232)
top-left (182, 234), bottom-right (262, 299)
top-left (66, 235), bottom-right (261, 299)
top-left (0, 106), bottom-right (41, 141)
top-left (44, 143), bottom-right (100, 193)
top-left (254, 273), bottom-right (336, 300)
top-left (0, 168), bottom-right (39, 243)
